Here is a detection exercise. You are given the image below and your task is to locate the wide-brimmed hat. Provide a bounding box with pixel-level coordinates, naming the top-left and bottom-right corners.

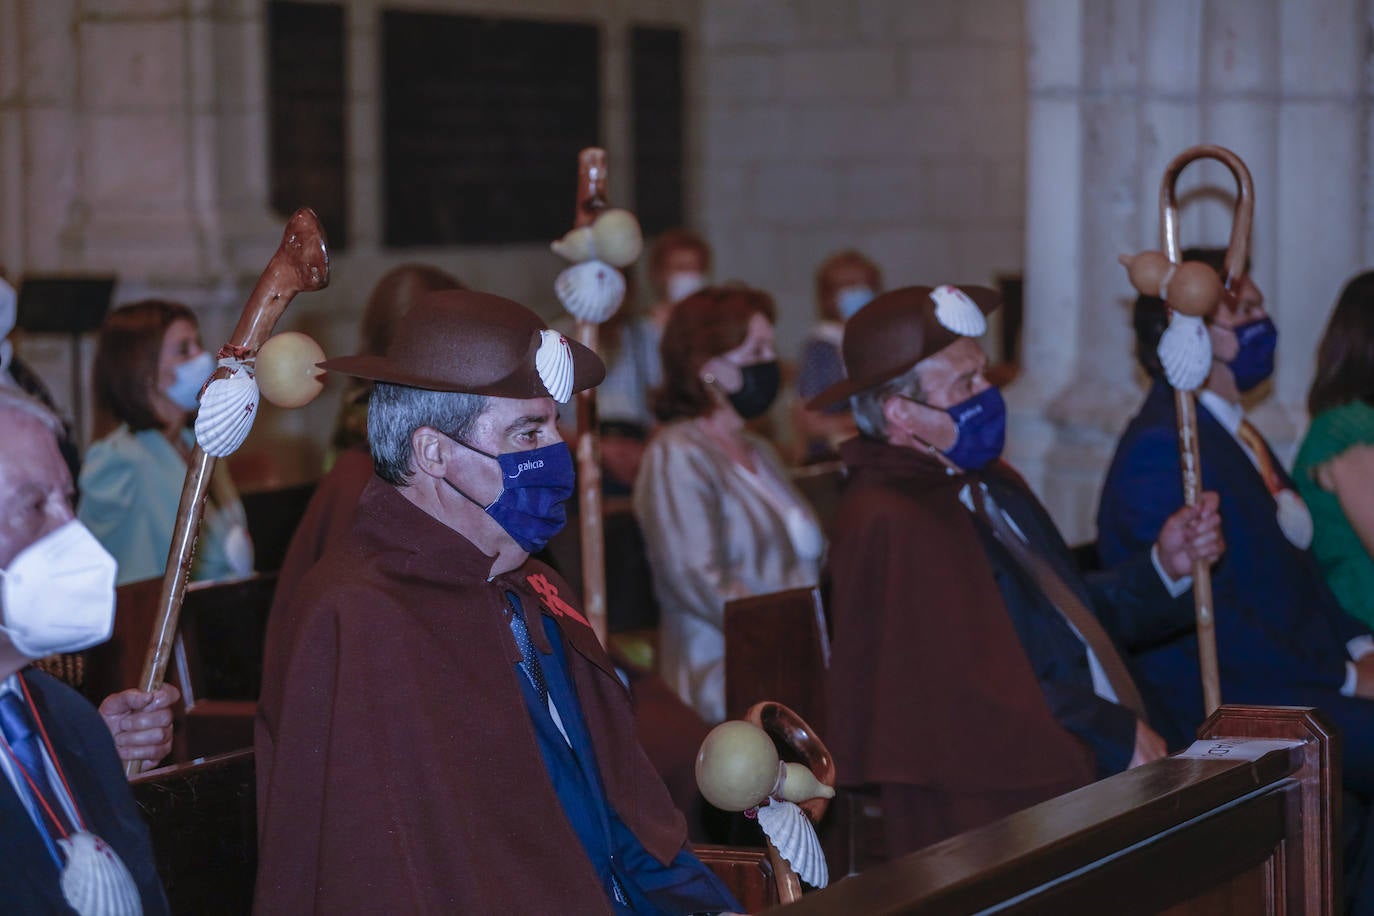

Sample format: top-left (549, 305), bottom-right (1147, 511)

top-left (807, 284), bottom-right (1001, 409)
top-left (319, 289), bottom-right (604, 402)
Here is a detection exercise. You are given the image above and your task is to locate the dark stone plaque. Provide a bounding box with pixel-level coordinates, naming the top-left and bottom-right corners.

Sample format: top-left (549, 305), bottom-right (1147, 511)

top-left (382, 11), bottom-right (601, 247)
top-left (630, 26), bottom-right (685, 236)
top-left (268, 1), bottom-right (348, 249)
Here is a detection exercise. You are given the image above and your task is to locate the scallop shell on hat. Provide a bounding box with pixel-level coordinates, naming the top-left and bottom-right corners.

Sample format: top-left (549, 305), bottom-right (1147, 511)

top-left (756, 800), bottom-right (829, 888)
top-left (536, 329), bottom-right (575, 403)
top-left (1276, 489), bottom-right (1314, 550)
top-left (194, 367), bottom-right (260, 457)
top-left (59, 830), bottom-right (143, 916)
top-left (1157, 314), bottom-right (1212, 392)
top-left (555, 259), bottom-right (626, 323)
top-left (589, 209), bottom-right (644, 268)
top-left (930, 285), bottom-right (988, 337)
top-left (551, 226), bottom-right (597, 263)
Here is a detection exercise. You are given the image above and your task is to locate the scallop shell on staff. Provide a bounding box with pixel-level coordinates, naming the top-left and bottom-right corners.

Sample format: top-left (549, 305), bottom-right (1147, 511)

top-left (1157, 314), bottom-right (1212, 392)
top-left (756, 800), bottom-right (829, 888)
top-left (555, 259), bottom-right (626, 323)
top-left (195, 369), bottom-right (261, 457)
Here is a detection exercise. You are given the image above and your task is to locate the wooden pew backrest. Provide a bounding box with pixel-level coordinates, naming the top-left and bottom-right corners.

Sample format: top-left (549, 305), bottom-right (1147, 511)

top-left (724, 587), bottom-right (829, 730)
top-left (693, 843), bottom-right (780, 912)
top-left (132, 749), bottom-right (257, 915)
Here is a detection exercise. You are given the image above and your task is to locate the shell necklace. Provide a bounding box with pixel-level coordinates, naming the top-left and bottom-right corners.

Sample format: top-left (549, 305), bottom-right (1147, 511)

top-left (1, 678), bottom-right (142, 915)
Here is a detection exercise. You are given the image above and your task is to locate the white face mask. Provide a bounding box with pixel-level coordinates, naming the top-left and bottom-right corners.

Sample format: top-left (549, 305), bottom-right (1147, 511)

top-left (665, 271), bottom-right (706, 304)
top-left (164, 350), bottom-right (215, 411)
top-left (0, 521), bottom-right (117, 658)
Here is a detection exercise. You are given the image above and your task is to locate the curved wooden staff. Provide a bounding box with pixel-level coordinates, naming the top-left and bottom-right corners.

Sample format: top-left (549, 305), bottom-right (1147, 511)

top-left (125, 208), bottom-right (329, 776)
top-left (572, 148), bottom-right (611, 646)
top-left (1122, 145), bottom-right (1253, 717)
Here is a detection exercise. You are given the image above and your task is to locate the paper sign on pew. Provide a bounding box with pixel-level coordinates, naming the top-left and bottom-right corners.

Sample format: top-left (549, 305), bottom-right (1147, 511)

top-left (1176, 738), bottom-right (1307, 761)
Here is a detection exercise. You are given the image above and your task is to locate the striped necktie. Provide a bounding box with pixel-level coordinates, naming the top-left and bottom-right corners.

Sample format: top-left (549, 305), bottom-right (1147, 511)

top-left (1236, 420), bottom-right (1283, 497)
top-left (0, 690), bottom-right (62, 861)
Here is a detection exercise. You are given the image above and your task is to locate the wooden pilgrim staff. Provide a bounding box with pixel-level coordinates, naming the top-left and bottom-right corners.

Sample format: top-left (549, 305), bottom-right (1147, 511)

top-left (1119, 145), bottom-right (1254, 716)
top-left (550, 148), bottom-right (645, 646)
top-left (125, 208), bottom-right (330, 776)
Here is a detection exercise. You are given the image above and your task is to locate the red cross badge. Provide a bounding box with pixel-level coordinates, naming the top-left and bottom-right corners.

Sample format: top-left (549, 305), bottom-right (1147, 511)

top-left (526, 573), bottom-right (589, 628)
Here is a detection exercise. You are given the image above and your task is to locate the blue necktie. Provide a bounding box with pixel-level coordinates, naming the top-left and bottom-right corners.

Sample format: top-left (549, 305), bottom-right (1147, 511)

top-left (0, 690), bottom-right (63, 862)
top-left (506, 596), bottom-right (549, 706)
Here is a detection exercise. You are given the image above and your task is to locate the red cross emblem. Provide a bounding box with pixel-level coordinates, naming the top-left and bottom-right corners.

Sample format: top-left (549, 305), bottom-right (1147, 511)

top-left (526, 573), bottom-right (589, 628)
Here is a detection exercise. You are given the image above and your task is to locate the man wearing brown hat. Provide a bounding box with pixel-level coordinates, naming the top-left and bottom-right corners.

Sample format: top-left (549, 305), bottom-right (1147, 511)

top-left (254, 290), bottom-right (739, 914)
top-left (810, 285), bottom-right (1225, 858)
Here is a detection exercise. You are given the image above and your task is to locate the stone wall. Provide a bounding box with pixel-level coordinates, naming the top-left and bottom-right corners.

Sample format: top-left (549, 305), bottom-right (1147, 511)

top-left (0, 0), bottom-right (696, 479)
top-left (694, 0), bottom-right (1028, 360)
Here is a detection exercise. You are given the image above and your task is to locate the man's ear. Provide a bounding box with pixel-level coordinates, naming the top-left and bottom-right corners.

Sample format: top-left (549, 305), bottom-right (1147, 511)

top-left (410, 426), bottom-right (449, 480)
top-left (882, 395), bottom-right (918, 436)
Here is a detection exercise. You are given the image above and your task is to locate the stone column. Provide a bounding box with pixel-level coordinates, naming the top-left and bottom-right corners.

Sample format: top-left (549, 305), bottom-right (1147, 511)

top-left (1013, 0), bottom-right (1370, 544)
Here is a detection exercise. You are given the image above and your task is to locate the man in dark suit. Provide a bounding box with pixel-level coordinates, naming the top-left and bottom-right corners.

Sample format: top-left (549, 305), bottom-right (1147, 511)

top-left (1099, 252), bottom-right (1374, 792)
top-left (811, 286), bottom-right (1223, 855)
top-left (0, 388), bottom-right (169, 913)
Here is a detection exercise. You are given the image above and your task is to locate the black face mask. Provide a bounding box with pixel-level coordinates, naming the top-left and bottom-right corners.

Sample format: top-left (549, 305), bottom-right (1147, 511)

top-left (726, 360), bottom-right (780, 420)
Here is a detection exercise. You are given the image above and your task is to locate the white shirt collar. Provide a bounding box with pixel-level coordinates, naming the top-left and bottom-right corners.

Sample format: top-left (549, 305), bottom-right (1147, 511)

top-left (1197, 389), bottom-right (1245, 436)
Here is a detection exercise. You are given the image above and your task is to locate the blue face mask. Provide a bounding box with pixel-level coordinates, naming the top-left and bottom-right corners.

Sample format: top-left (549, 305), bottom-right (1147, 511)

top-left (1227, 317), bottom-right (1278, 392)
top-left (164, 351), bottom-right (215, 411)
top-left (907, 386), bottom-right (1006, 471)
top-left (444, 438), bottom-right (576, 554)
top-left (835, 286), bottom-right (875, 320)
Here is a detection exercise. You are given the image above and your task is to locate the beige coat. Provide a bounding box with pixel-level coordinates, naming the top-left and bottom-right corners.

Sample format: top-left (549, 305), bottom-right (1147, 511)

top-left (634, 419), bottom-right (823, 723)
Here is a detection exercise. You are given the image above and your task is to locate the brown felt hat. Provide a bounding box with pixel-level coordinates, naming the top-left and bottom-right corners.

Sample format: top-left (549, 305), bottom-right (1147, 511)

top-left (319, 289), bottom-right (605, 401)
top-left (807, 284), bottom-right (1001, 410)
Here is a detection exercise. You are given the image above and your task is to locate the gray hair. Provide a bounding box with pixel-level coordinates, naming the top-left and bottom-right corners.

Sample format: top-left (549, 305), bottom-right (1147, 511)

top-left (850, 362), bottom-right (925, 440)
top-left (367, 383), bottom-right (489, 485)
top-left (0, 388), bottom-right (64, 435)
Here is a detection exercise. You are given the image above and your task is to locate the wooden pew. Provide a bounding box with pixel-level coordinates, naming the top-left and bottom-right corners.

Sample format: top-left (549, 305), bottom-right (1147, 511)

top-left (790, 460), bottom-right (846, 537)
top-left (724, 587), bottom-right (830, 730)
top-left (173, 574), bottom-right (276, 759)
top-left (239, 481), bottom-right (317, 574)
top-left (131, 750), bottom-right (782, 913)
top-left (133, 707), bottom-right (1337, 915)
top-left (89, 574), bottom-right (276, 762)
top-left (777, 706), bottom-right (1338, 914)
top-left (132, 749), bottom-right (257, 915)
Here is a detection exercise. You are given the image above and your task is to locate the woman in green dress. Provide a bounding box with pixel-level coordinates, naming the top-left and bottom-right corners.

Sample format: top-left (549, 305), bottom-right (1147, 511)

top-left (1295, 271), bottom-right (1374, 626)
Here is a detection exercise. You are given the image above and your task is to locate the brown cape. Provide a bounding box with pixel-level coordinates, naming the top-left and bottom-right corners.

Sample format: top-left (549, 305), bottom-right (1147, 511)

top-left (264, 445), bottom-right (373, 667)
top-left (254, 478), bottom-right (686, 914)
top-left (828, 438), bottom-right (1094, 817)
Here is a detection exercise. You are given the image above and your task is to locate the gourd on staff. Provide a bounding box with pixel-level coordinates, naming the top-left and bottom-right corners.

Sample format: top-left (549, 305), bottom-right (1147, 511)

top-left (550, 148), bottom-right (645, 646)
